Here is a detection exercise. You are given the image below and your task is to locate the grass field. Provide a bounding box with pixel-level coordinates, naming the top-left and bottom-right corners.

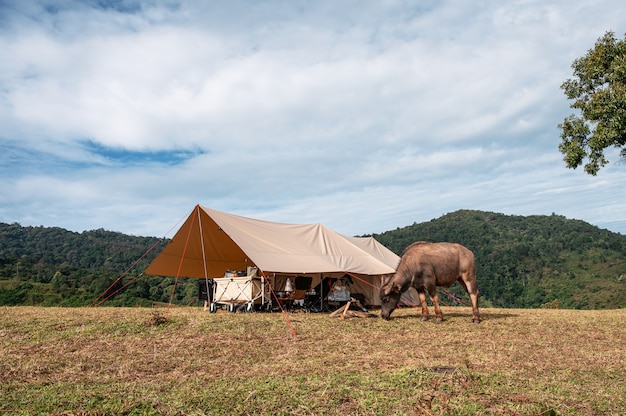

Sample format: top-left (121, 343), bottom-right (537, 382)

top-left (1, 306), bottom-right (625, 415)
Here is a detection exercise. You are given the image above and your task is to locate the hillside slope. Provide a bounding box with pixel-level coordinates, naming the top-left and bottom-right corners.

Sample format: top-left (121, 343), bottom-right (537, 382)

top-left (372, 210), bottom-right (626, 309)
top-left (0, 223), bottom-right (172, 306)
top-left (2, 210), bottom-right (626, 308)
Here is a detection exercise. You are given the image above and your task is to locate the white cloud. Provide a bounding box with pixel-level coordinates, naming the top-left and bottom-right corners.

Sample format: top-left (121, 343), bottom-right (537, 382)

top-left (1, 0), bottom-right (626, 238)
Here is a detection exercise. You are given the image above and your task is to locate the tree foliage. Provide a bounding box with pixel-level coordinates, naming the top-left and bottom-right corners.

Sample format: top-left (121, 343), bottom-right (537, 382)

top-left (2, 212), bottom-right (626, 309)
top-left (0, 223), bottom-right (193, 307)
top-left (558, 31), bottom-right (626, 175)
top-left (371, 210), bottom-right (626, 309)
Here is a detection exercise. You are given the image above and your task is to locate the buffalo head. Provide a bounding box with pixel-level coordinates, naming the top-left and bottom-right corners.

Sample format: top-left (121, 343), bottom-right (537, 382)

top-left (380, 280), bottom-right (403, 320)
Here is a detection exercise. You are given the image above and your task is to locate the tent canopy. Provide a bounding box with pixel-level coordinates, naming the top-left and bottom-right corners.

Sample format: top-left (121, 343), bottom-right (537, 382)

top-left (144, 206), bottom-right (401, 305)
top-left (145, 205), bottom-right (399, 278)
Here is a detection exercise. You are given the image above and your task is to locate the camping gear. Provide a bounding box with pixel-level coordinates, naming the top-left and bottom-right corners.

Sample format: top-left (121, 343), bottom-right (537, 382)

top-left (144, 205), bottom-right (418, 308)
top-left (328, 283), bottom-right (350, 302)
top-left (198, 279), bottom-right (214, 303)
top-left (210, 267), bottom-right (266, 313)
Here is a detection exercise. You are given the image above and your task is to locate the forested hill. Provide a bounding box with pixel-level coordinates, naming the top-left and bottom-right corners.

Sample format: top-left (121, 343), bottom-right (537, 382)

top-left (371, 210), bottom-right (626, 309)
top-left (1, 210), bottom-right (626, 309)
top-left (0, 224), bottom-right (171, 306)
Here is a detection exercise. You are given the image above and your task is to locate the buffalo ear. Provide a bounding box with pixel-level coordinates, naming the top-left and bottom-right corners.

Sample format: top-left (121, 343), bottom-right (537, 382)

top-left (392, 284), bottom-right (403, 294)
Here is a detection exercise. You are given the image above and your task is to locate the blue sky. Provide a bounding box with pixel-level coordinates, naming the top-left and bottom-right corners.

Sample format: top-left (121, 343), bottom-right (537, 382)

top-left (1, 0), bottom-right (626, 238)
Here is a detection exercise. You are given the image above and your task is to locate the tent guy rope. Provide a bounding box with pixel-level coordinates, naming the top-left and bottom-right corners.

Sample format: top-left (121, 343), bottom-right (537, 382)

top-left (91, 207), bottom-right (192, 307)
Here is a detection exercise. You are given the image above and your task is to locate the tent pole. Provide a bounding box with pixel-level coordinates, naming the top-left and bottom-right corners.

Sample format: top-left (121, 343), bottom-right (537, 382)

top-left (196, 206), bottom-right (213, 311)
top-left (166, 205), bottom-right (199, 320)
top-left (197, 206), bottom-right (210, 280)
top-left (320, 273), bottom-right (323, 312)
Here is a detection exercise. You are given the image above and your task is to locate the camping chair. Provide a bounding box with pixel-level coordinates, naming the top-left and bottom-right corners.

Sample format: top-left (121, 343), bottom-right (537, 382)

top-left (306, 277), bottom-right (336, 312)
top-left (291, 289), bottom-right (307, 310)
top-left (290, 276), bottom-right (311, 310)
top-left (294, 276), bottom-right (312, 291)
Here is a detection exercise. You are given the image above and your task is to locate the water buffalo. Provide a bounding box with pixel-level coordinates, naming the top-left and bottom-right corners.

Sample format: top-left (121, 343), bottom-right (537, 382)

top-left (380, 242), bottom-right (480, 323)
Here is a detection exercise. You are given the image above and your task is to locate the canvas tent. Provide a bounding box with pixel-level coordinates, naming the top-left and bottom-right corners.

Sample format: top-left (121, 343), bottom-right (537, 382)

top-left (144, 205), bottom-right (402, 306)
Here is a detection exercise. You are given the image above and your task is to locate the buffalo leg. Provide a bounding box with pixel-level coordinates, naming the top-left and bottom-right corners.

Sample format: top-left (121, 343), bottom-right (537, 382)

top-left (430, 290), bottom-right (443, 322)
top-left (469, 291), bottom-right (480, 323)
top-left (459, 278), bottom-right (481, 323)
top-left (417, 291), bottom-right (429, 321)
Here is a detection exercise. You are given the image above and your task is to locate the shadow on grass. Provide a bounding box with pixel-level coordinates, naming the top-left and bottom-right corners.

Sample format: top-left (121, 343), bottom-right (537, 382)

top-left (379, 309), bottom-right (519, 321)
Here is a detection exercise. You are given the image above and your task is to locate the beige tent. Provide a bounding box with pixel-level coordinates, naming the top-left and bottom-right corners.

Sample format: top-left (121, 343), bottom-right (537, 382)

top-left (144, 205), bottom-right (400, 306)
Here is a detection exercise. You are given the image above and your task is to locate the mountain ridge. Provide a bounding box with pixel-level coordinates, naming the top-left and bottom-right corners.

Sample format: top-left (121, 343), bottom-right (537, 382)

top-left (1, 209), bottom-right (625, 308)
top-left (371, 210), bottom-right (626, 309)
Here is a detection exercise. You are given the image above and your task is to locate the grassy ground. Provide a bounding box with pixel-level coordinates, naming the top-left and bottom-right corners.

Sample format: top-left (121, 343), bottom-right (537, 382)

top-left (1, 306), bottom-right (625, 415)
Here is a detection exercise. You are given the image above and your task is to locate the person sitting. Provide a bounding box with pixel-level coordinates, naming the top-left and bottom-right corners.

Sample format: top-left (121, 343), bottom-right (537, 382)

top-left (328, 278), bottom-right (351, 302)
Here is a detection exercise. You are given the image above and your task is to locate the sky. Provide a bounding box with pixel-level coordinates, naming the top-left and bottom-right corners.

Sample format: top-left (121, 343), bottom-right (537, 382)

top-left (1, 0), bottom-right (626, 239)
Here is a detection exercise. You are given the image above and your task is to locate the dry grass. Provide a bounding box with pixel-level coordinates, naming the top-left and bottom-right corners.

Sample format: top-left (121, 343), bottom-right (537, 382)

top-left (1, 306), bottom-right (625, 415)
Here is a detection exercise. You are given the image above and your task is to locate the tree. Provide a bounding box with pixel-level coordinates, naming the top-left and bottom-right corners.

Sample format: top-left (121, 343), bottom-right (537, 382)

top-left (558, 31), bottom-right (626, 175)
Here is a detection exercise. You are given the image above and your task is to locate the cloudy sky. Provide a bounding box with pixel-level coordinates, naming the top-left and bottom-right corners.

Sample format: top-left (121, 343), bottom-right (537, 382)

top-left (1, 0), bottom-right (626, 239)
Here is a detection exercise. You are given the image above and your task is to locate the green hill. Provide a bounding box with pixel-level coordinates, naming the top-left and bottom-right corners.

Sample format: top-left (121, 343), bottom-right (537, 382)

top-left (0, 224), bottom-right (179, 306)
top-left (1, 210), bottom-right (625, 309)
top-left (371, 210), bottom-right (626, 309)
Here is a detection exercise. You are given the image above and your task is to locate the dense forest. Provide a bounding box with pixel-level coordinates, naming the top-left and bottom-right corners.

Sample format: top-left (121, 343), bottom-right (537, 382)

top-left (0, 225), bottom-right (178, 306)
top-left (1, 210), bottom-right (625, 309)
top-left (371, 210), bottom-right (626, 309)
